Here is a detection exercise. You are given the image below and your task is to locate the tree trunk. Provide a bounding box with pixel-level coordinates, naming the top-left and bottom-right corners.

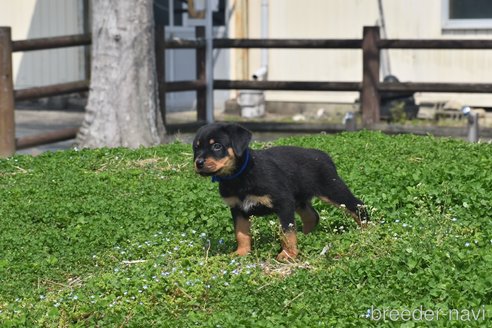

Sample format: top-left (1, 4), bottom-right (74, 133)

top-left (77, 0), bottom-right (166, 148)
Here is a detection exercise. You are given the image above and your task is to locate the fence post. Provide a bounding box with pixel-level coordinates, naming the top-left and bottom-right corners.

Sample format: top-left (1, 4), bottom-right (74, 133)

top-left (361, 26), bottom-right (380, 127)
top-left (155, 24), bottom-right (166, 126)
top-left (0, 27), bottom-right (15, 157)
top-left (196, 26), bottom-right (206, 122)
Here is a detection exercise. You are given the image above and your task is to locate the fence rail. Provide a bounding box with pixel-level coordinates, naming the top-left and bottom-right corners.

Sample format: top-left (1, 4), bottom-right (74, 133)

top-left (2, 25), bottom-right (492, 157)
top-left (0, 26), bottom-right (90, 156)
top-left (12, 34), bottom-right (91, 52)
top-left (162, 26), bottom-right (492, 130)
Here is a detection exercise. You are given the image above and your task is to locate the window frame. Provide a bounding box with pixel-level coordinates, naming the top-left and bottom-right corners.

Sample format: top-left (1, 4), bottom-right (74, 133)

top-left (442, 0), bottom-right (492, 30)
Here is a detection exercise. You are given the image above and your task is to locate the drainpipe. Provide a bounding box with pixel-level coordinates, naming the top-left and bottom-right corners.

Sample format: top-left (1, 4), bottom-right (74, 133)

top-left (238, 0), bottom-right (268, 118)
top-left (205, 0), bottom-right (214, 123)
top-left (253, 0), bottom-right (269, 80)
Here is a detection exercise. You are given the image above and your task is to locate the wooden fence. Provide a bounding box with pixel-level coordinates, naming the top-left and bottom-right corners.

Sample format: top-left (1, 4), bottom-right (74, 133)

top-left (162, 26), bottom-right (492, 132)
top-left (0, 27), bottom-right (90, 156)
top-left (2, 25), bottom-right (492, 156)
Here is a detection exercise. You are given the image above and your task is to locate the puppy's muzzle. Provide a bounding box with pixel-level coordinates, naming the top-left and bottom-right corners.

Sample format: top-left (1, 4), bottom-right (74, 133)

top-left (195, 158), bottom-right (205, 170)
top-left (195, 158), bottom-right (214, 176)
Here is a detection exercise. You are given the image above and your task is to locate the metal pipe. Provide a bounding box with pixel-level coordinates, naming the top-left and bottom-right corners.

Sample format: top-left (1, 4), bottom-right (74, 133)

top-left (205, 1), bottom-right (214, 123)
top-left (343, 112), bottom-right (356, 131)
top-left (462, 106), bottom-right (479, 143)
top-left (252, 0), bottom-right (269, 80)
top-left (260, 0), bottom-right (269, 70)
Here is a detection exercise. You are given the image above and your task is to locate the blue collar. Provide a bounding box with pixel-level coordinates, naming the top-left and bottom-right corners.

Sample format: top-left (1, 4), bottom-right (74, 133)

top-left (212, 149), bottom-right (250, 183)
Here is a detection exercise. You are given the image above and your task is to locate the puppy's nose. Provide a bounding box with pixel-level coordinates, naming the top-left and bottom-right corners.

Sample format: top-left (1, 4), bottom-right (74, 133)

top-left (195, 158), bottom-right (205, 169)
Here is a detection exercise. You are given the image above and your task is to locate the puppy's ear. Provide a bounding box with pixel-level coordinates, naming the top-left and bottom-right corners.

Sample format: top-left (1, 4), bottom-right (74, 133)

top-left (224, 124), bottom-right (252, 157)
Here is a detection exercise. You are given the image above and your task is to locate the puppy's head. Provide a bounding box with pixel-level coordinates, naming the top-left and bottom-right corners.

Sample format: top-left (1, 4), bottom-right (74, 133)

top-left (192, 123), bottom-right (252, 177)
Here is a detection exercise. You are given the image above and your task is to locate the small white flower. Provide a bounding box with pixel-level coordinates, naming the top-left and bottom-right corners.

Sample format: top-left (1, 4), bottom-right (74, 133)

top-left (73, 295), bottom-right (78, 300)
top-left (452, 217), bottom-right (457, 222)
top-left (54, 302), bottom-right (60, 308)
top-left (200, 233), bottom-right (206, 238)
top-left (39, 295), bottom-right (45, 300)
top-left (395, 219), bottom-right (400, 223)
top-left (402, 223), bottom-right (408, 228)
top-left (465, 242), bottom-right (470, 247)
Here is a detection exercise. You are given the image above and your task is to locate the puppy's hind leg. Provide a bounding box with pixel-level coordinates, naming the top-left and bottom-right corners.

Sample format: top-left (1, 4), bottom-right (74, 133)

top-left (296, 201), bottom-right (320, 234)
top-left (277, 204), bottom-right (299, 261)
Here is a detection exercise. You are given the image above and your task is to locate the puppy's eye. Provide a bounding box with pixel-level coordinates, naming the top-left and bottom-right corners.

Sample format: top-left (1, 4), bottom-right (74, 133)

top-left (211, 143), bottom-right (223, 151)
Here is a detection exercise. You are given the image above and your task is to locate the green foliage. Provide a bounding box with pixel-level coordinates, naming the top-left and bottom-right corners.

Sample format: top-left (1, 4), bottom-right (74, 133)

top-left (0, 132), bottom-right (491, 327)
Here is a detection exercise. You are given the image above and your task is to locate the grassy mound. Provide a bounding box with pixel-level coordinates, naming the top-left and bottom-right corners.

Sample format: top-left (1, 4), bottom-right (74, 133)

top-left (0, 131), bottom-right (491, 327)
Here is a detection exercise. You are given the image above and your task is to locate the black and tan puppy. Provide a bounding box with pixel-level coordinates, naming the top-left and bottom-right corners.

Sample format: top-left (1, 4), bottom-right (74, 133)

top-left (193, 123), bottom-right (368, 260)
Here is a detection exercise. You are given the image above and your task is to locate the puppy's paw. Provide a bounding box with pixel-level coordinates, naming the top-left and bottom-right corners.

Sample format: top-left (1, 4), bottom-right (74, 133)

top-left (234, 247), bottom-right (251, 256)
top-left (276, 249), bottom-right (298, 262)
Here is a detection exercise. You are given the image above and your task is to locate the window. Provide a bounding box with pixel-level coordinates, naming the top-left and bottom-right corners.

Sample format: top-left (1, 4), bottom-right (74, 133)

top-left (154, 0), bottom-right (226, 27)
top-left (442, 0), bottom-right (492, 29)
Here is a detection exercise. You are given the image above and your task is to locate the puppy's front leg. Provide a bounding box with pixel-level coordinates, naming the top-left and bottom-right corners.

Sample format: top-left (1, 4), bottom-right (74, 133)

top-left (231, 208), bottom-right (251, 256)
top-left (277, 206), bottom-right (298, 261)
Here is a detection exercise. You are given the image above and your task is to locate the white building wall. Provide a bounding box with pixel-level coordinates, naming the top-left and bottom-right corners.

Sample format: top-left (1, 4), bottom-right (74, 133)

top-left (0, 0), bottom-right (85, 89)
top-left (242, 0), bottom-right (492, 107)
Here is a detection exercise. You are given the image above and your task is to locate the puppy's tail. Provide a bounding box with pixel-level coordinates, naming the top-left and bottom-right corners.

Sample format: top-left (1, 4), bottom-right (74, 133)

top-left (354, 199), bottom-right (370, 226)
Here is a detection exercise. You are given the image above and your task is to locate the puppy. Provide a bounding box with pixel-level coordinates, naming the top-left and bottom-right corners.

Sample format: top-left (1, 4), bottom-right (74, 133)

top-left (193, 123), bottom-right (368, 260)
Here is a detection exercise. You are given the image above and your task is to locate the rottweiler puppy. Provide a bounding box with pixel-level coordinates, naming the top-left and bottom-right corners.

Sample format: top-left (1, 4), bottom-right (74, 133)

top-left (193, 123), bottom-right (368, 260)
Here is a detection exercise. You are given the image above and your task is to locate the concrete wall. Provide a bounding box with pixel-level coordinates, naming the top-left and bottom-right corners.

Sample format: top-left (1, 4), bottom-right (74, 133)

top-left (235, 0), bottom-right (492, 107)
top-left (0, 0), bottom-right (85, 89)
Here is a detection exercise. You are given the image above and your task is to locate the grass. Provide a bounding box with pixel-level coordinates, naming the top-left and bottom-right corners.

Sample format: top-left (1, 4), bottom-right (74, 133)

top-left (0, 131), bottom-right (491, 327)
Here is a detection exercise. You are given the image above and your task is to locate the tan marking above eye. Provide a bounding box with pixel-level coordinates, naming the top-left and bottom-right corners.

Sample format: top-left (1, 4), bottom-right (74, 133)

top-left (209, 139), bottom-right (215, 145)
top-left (196, 140), bottom-right (200, 146)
